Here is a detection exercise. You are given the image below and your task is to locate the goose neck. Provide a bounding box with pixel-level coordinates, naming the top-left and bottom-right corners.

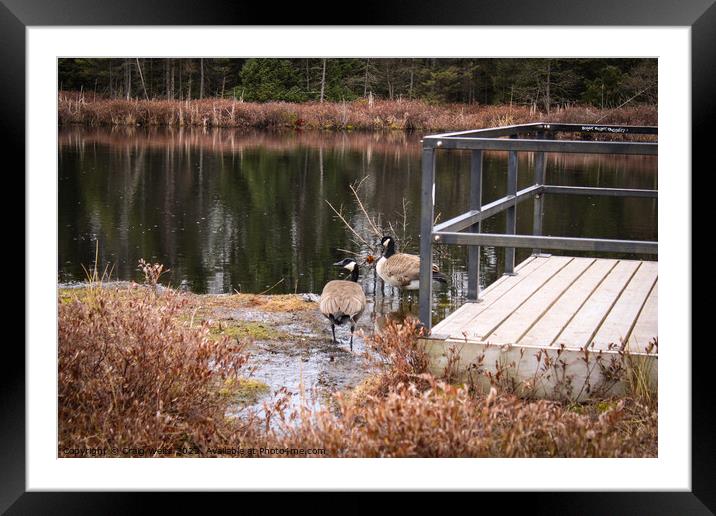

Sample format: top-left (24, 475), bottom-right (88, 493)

top-left (383, 240), bottom-right (396, 259)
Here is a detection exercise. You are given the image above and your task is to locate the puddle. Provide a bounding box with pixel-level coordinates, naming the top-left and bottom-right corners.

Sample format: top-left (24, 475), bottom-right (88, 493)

top-left (58, 281), bottom-right (418, 420)
top-left (219, 294), bottom-right (425, 419)
top-left (224, 302), bottom-right (383, 418)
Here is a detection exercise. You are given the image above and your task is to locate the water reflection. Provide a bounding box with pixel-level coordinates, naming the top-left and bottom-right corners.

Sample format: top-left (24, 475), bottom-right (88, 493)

top-left (59, 126), bottom-right (657, 323)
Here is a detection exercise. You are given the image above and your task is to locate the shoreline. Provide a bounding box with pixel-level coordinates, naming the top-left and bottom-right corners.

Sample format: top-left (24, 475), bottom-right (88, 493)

top-left (59, 282), bottom-right (379, 413)
top-left (58, 282), bottom-right (657, 457)
top-left (58, 93), bottom-right (658, 132)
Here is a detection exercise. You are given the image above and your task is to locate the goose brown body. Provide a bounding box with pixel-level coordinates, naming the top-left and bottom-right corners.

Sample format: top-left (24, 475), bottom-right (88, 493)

top-left (376, 236), bottom-right (447, 290)
top-left (319, 258), bottom-right (366, 350)
top-left (319, 280), bottom-right (366, 326)
top-left (377, 253), bottom-right (417, 288)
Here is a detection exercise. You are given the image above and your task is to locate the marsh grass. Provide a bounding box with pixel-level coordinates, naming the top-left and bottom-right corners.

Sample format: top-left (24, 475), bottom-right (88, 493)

top-left (58, 270), bottom-right (250, 456)
top-left (58, 271), bottom-right (657, 457)
top-left (137, 258), bottom-right (170, 289)
top-left (623, 338), bottom-right (658, 405)
top-left (58, 93), bottom-right (657, 132)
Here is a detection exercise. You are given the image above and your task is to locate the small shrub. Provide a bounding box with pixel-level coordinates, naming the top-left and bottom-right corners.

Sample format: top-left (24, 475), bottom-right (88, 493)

top-left (137, 258), bottom-right (169, 287)
top-left (58, 285), bottom-right (248, 456)
top-left (364, 316), bottom-right (430, 395)
top-left (272, 379), bottom-right (657, 457)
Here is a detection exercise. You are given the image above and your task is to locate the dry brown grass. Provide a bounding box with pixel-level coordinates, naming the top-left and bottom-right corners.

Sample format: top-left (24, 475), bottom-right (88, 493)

top-left (58, 284), bottom-right (249, 457)
top-left (361, 317), bottom-right (431, 397)
top-left (180, 292), bottom-right (316, 318)
top-left (279, 315), bottom-right (657, 458)
top-left (58, 92), bottom-right (657, 131)
top-left (272, 379), bottom-right (656, 457)
top-left (58, 283), bottom-right (657, 458)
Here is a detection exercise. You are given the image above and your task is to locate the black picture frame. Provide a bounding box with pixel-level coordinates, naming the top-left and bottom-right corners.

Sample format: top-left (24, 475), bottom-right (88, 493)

top-left (5, 0), bottom-right (710, 511)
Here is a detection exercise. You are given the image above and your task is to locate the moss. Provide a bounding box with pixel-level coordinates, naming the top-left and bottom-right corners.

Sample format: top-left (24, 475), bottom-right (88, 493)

top-left (566, 400), bottom-right (617, 415)
top-left (566, 402), bottom-right (585, 414)
top-left (210, 321), bottom-right (287, 341)
top-left (58, 289), bottom-right (79, 304)
top-left (219, 377), bottom-right (270, 403)
top-left (596, 400), bottom-right (617, 413)
top-left (58, 286), bottom-right (117, 308)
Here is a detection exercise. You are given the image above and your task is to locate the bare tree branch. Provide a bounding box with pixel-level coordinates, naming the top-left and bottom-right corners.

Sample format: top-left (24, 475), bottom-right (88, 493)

top-left (324, 200), bottom-right (371, 246)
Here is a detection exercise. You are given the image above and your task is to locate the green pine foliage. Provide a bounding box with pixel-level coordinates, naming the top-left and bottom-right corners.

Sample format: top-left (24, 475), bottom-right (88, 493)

top-left (239, 59), bottom-right (308, 102)
top-left (58, 57), bottom-right (657, 109)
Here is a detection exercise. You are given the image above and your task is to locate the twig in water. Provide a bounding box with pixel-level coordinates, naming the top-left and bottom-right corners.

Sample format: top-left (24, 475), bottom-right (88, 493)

top-left (354, 175), bottom-right (370, 190)
top-left (350, 181), bottom-right (382, 237)
top-left (324, 200), bottom-right (371, 246)
top-left (258, 277), bottom-right (285, 295)
top-left (401, 198), bottom-right (409, 237)
top-left (336, 248), bottom-right (363, 258)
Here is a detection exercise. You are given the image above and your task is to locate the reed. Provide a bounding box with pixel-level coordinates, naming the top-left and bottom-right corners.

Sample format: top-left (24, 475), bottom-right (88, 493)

top-left (58, 92), bottom-right (657, 131)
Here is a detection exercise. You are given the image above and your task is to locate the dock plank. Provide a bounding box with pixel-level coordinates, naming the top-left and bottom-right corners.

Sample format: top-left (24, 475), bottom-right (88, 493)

top-left (486, 257), bottom-right (595, 345)
top-left (464, 256), bottom-right (574, 339)
top-left (626, 281), bottom-right (658, 354)
top-left (518, 259), bottom-right (618, 348)
top-left (591, 261), bottom-right (657, 351)
top-left (432, 255), bottom-right (547, 336)
top-left (480, 254), bottom-right (545, 299)
top-left (553, 260), bottom-right (640, 349)
top-left (423, 255), bottom-right (657, 401)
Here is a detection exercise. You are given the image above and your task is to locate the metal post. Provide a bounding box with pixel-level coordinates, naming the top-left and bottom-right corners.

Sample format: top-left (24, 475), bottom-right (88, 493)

top-left (419, 146), bottom-right (436, 330)
top-left (505, 149), bottom-right (518, 274)
top-left (467, 150), bottom-right (483, 300)
top-left (532, 131), bottom-right (546, 255)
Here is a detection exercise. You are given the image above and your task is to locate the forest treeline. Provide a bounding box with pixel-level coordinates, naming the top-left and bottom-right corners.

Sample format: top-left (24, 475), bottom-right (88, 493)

top-left (59, 58), bottom-right (657, 111)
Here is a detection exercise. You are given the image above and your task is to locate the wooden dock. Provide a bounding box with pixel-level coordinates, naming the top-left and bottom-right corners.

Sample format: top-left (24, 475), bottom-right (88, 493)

top-left (422, 255), bottom-right (658, 400)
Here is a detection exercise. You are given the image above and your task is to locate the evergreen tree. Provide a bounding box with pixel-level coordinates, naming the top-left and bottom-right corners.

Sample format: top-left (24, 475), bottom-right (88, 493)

top-left (57, 57), bottom-right (657, 108)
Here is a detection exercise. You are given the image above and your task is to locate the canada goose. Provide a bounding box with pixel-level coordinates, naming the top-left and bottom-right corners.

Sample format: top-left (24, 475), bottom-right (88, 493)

top-left (319, 258), bottom-right (366, 350)
top-left (376, 235), bottom-right (447, 291)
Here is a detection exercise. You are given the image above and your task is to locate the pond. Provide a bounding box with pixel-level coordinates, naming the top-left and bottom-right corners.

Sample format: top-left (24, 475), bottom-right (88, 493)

top-left (58, 126), bottom-right (658, 324)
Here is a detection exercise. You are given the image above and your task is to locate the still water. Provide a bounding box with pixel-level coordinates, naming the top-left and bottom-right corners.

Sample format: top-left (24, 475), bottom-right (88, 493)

top-left (58, 126), bottom-right (657, 322)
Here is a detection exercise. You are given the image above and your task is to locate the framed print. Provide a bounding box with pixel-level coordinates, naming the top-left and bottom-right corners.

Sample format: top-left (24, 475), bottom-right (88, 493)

top-left (5, 0), bottom-right (712, 510)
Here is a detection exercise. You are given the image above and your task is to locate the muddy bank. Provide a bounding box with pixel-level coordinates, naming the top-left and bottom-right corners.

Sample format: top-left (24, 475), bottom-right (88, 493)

top-left (186, 290), bottom-right (383, 415)
top-left (59, 283), bottom-right (385, 415)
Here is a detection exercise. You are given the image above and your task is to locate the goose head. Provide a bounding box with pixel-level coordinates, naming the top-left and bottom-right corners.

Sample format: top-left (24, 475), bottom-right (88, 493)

top-left (333, 258), bottom-right (357, 272)
top-left (379, 235), bottom-right (394, 249)
top-left (378, 235), bottom-right (396, 258)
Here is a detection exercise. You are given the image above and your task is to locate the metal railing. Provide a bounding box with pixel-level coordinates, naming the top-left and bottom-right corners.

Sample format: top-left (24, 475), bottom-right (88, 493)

top-left (418, 122), bottom-right (658, 330)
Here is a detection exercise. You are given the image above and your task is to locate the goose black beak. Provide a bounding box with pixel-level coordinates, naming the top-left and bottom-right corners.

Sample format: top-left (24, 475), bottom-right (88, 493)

top-left (332, 261), bottom-right (344, 266)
